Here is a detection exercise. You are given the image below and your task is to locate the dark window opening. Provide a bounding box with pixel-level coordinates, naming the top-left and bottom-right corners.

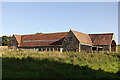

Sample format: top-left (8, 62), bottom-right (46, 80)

top-left (12, 40), bottom-right (15, 43)
top-left (111, 40), bottom-right (116, 52)
top-left (92, 40), bottom-right (94, 43)
top-left (54, 48), bottom-right (57, 51)
top-left (68, 37), bottom-right (73, 41)
top-left (10, 44), bottom-right (14, 46)
top-left (98, 48), bottom-right (102, 51)
top-left (51, 48), bottom-right (53, 51)
top-left (74, 49), bottom-right (76, 52)
top-left (58, 48), bottom-right (60, 51)
top-left (92, 47), bottom-right (97, 51)
top-left (47, 48), bottom-right (49, 51)
top-left (91, 38), bottom-right (94, 43)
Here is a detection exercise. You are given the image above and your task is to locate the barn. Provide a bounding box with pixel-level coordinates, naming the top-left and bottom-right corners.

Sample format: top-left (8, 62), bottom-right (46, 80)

top-left (8, 30), bottom-right (116, 52)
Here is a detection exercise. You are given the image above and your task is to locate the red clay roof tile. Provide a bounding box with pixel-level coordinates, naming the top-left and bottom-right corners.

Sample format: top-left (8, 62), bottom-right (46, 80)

top-left (13, 34), bottom-right (21, 44)
top-left (89, 33), bottom-right (113, 45)
top-left (12, 31), bottom-right (114, 47)
top-left (20, 32), bottom-right (68, 47)
top-left (71, 30), bottom-right (92, 45)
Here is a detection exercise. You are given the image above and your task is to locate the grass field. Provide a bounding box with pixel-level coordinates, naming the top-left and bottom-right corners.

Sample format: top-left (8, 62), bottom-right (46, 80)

top-left (117, 45), bottom-right (120, 52)
top-left (1, 49), bottom-right (120, 79)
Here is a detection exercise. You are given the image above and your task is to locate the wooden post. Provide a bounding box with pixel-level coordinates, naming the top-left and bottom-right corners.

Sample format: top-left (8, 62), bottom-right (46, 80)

top-left (53, 48), bottom-right (54, 51)
top-left (34, 48), bottom-right (35, 51)
top-left (91, 46), bottom-right (92, 52)
top-left (79, 43), bottom-right (81, 52)
top-left (109, 45), bottom-right (111, 52)
top-left (96, 47), bottom-right (98, 51)
top-left (41, 48), bottom-right (43, 51)
top-left (49, 48), bottom-right (50, 52)
top-left (36, 48), bottom-right (38, 51)
top-left (60, 48), bottom-right (63, 53)
top-left (46, 48), bottom-right (47, 51)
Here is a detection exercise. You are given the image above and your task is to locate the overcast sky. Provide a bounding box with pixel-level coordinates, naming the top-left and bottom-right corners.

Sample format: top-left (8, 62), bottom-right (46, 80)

top-left (2, 2), bottom-right (118, 44)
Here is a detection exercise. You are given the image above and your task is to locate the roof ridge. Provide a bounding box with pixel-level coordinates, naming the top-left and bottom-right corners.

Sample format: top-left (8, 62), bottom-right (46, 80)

top-left (13, 34), bottom-right (21, 36)
top-left (43, 32), bottom-right (68, 34)
top-left (13, 34), bottom-right (21, 44)
top-left (19, 32), bottom-right (68, 36)
top-left (70, 29), bottom-right (87, 35)
top-left (89, 33), bottom-right (114, 35)
top-left (20, 31), bottom-right (68, 47)
top-left (70, 29), bottom-right (92, 45)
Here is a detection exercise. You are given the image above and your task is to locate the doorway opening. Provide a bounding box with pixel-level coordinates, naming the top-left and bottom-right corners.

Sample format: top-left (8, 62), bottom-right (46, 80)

top-left (111, 40), bottom-right (116, 52)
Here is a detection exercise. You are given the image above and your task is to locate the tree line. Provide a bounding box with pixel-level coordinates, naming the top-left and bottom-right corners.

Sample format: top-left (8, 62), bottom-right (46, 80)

top-left (0, 35), bottom-right (11, 46)
top-left (0, 32), bottom-right (43, 46)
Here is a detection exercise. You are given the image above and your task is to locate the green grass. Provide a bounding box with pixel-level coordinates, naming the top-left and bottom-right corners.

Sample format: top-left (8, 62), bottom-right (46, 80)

top-left (117, 45), bottom-right (120, 52)
top-left (2, 49), bottom-right (120, 79)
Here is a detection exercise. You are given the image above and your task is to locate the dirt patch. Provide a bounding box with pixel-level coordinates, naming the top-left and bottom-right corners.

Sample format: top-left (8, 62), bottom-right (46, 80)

top-left (0, 46), bottom-right (8, 49)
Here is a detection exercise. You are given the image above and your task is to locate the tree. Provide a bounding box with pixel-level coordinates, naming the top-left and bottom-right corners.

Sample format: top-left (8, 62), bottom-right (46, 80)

top-left (0, 37), bottom-right (2, 46)
top-left (36, 32), bottom-right (43, 34)
top-left (2, 35), bottom-right (11, 46)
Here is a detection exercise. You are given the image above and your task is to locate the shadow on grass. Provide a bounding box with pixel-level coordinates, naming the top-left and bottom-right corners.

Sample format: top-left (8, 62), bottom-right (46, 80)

top-left (2, 57), bottom-right (119, 79)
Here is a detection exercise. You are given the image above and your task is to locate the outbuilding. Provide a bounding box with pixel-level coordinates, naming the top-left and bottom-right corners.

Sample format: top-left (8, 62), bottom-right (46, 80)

top-left (8, 29), bottom-right (116, 52)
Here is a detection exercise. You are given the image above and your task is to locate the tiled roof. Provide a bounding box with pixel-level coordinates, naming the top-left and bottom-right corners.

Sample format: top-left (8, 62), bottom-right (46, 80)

top-left (12, 30), bottom-right (114, 47)
top-left (13, 34), bottom-right (21, 44)
top-left (89, 33), bottom-right (113, 45)
top-left (20, 32), bottom-right (68, 47)
top-left (71, 30), bottom-right (92, 45)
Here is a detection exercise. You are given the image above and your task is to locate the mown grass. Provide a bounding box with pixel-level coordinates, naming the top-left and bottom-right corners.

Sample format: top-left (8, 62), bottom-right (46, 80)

top-left (2, 49), bottom-right (120, 79)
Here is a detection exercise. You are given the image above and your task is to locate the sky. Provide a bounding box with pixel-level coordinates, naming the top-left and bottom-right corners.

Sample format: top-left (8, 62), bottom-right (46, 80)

top-left (2, 2), bottom-right (119, 44)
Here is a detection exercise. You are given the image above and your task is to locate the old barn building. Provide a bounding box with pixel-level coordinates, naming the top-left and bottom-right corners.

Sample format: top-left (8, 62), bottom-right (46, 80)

top-left (8, 30), bottom-right (116, 52)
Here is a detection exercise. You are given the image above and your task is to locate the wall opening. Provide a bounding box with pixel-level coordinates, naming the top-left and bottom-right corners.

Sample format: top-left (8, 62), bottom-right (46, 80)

top-left (98, 48), bottom-right (103, 51)
top-left (92, 47), bottom-right (97, 51)
top-left (111, 40), bottom-right (116, 52)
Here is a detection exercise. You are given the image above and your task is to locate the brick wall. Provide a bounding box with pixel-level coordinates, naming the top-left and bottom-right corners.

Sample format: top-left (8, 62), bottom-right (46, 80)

top-left (62, 31), bottom-right (79, 52)
top-left (80, 44), bottom-right (92, 52)
top-left (8, 36), bottom-right (18, 48)
top-left (94, 45), bottom-right (110, 51)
